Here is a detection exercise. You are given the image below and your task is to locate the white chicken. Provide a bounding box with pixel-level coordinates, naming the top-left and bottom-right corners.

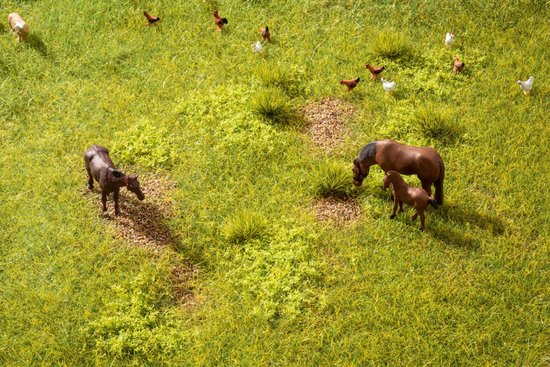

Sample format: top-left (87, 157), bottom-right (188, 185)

top-left (445, 32), bottom-right (454, 47)
top-left (517, 76), bottom-right (534, 95)
top-left (252, 41), bottom-right (263, 53)
top-left (381, 77), bottom-right (396, 93)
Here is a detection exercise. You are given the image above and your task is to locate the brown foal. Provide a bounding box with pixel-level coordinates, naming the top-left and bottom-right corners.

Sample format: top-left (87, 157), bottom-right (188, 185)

top-left (382, 170), bottom-right (438, 230)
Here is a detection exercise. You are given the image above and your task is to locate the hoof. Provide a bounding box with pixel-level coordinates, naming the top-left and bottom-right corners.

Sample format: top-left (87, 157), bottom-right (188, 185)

top-left (389, 214), bottom-right (396, 219)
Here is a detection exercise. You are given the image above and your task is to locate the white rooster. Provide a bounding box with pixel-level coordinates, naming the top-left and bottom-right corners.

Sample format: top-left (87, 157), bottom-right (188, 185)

top-left (252, 41), bottom-right (263, 53)
top-left (445, 32), bottom-right (454, 47)
top-left (517, 76), bottom-right (534, 95)
top-left (381, 77), bottom-right (396, 93)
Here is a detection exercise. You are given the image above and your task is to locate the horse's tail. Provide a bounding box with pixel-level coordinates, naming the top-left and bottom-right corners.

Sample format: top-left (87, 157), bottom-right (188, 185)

top-left (434, 160), bottom-right (445, 205)
top-left (428, 198), bottom-right (439, 210)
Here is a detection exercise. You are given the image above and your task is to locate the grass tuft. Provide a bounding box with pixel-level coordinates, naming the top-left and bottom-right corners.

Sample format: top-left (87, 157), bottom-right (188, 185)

top-left (370, 30), bottom-right (412, 59)
top-left (256, 63), bottom-right (291, 89)
top-left (251, 87), bottom-right (291, 123)
top-left (222, 209), bottom-right (268, 245)
top-left (311, 161), bottom-right (353, 198)
top-left (412, 102), bottom-right (463, 143)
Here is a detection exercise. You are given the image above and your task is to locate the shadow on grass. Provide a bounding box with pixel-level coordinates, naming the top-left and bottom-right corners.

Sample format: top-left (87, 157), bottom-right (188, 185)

top-left (426, 224), bottom-right (480, 251)
top-left (262, 108), bottom-right (305, 131)
top-left (113, 192), bottom-right (181, 249)
top-left (26, 33), bottom-right (49, 57)
top-left (361, 183), bottom-right (506, 234)
top-left (359, 187), bottom-right (502, 250)
top-left (436, 203), bottom-right (506, 236)
top-left (85, 187), bottom-right (180, 250)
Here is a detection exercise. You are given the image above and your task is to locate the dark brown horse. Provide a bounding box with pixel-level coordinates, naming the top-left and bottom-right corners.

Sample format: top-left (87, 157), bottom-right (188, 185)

top-left (84, 145), bottom-right (144, 215)
top-left (352, 140), bottom-right (445, 204)
top-left (382, 170), bottom-right (438, 230)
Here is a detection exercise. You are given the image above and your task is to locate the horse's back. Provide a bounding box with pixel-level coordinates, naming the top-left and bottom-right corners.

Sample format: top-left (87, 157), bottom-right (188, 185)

top-left (84, 145), bottom-right (114, 168)
top-left (378, 140), bottom-right (442, 179)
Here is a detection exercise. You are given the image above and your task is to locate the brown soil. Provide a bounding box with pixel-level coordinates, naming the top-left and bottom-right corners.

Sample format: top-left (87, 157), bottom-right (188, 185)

top-left (312, 196), bottom-right (362, 225)
top-left (302, 97), bottom-right (355, 152)
top-left (92, 173), bottom-right (180, 251)
top-left (170, 263), bottom-right (200, 307)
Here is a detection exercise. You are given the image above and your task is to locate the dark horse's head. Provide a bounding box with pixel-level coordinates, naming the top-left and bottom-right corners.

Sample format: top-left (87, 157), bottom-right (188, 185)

top-left (352, 158), bottom-right (370, 186)
top-left (126, 174), bottom-right (145, 201)
top-left (112, 169), bottom-right (145, 201)
top-left (352, 142), bottom-right (377, 186)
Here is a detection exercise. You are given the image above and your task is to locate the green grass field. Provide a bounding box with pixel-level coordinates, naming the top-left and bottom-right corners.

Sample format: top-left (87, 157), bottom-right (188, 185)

top-left (1, 0), bottom-right (549, 365)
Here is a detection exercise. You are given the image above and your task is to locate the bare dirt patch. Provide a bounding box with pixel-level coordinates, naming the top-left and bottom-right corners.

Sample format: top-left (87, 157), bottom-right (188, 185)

top-left (171, 263), bottom-right (200, 307)
top-left (84, 172), bottom-right (179, 252)
top-left (302, 97), bottom-right (356, 152)
top-left (312, 197), bottom-right (362, 225)
top-left (110, 173), bottom-right (178, 251)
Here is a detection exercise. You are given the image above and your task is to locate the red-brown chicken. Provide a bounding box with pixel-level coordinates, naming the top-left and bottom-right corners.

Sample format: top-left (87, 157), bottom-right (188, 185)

top-left (260, 26), bottom-right (271, 42)
top-left (365, 64), bottom-right (385, 80)
top-left (340, 77), bottom-right (360, 92)
top-left (143, 11), bottom-right (160, 25)
top-left (213, 10), bottom-right (228, 31)
top-left (453, 55), bottom-right (464, 74)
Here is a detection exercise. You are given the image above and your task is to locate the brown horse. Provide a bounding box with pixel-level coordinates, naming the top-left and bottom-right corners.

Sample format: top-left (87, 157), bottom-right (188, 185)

top-left (382, 170), bottom-right (438, 230)
top-left (352, 139), bottom-right (445, 205)
top-left (84, 145), bottom-right (144, 215)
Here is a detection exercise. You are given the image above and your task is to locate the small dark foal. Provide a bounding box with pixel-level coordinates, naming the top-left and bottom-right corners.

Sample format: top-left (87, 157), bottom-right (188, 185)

top-left (84, 145), bottom-right (144, 215)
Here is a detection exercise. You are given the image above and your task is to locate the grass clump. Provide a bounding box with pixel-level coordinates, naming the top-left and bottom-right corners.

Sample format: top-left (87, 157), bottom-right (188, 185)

top-left (256, 63), bottom-right (291, 89)
top-left (370, 30), bottom-right (412, 59)
top-left (311, 161), bottom-right (353, 198)
top-left (112, 119), bottom-right (178, 170)
top-left (412, 102), bottom-right (463, 144)
top-left (222, 209), bottom-right (268, 245)
top-left (251, 87), bottom-right (291, 123)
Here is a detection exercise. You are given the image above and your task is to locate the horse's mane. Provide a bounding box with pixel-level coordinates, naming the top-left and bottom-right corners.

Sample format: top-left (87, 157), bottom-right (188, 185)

top-left (358, 141), bottom-right (377, 161)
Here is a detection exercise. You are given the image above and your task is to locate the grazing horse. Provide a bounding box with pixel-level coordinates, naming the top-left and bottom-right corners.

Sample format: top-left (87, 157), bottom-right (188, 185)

top-left (382, 170), bottom-right (438, 230)
top-left (84, 145), bottom-right (144, 215)
top-left (352, 139), bottom-right (445, 205)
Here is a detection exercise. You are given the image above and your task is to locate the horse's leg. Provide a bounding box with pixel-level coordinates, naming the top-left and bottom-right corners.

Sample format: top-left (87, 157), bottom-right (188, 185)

top-left (398, 201), bottom-right (403, 213)
top-left (389, 196), bottom-right (398, 219)
top-left (101, 191), bottom-right (108, 213)
top-left (411, 212), bottom-right (418, 221)
top-left (86, 167), bottom-right (94, 190)
top-left (114, 189), bottom-right (120, 216)
top-left (84, 157), bottom-right (94, 190)
top-left (420, 179), bottom-right (432, 197)
top-left (419, 210), bottom-right (426, 231)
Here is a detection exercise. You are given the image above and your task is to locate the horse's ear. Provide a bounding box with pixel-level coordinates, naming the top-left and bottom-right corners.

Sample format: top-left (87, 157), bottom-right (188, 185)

top-left (110, 169), bottom-right (124, 178)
